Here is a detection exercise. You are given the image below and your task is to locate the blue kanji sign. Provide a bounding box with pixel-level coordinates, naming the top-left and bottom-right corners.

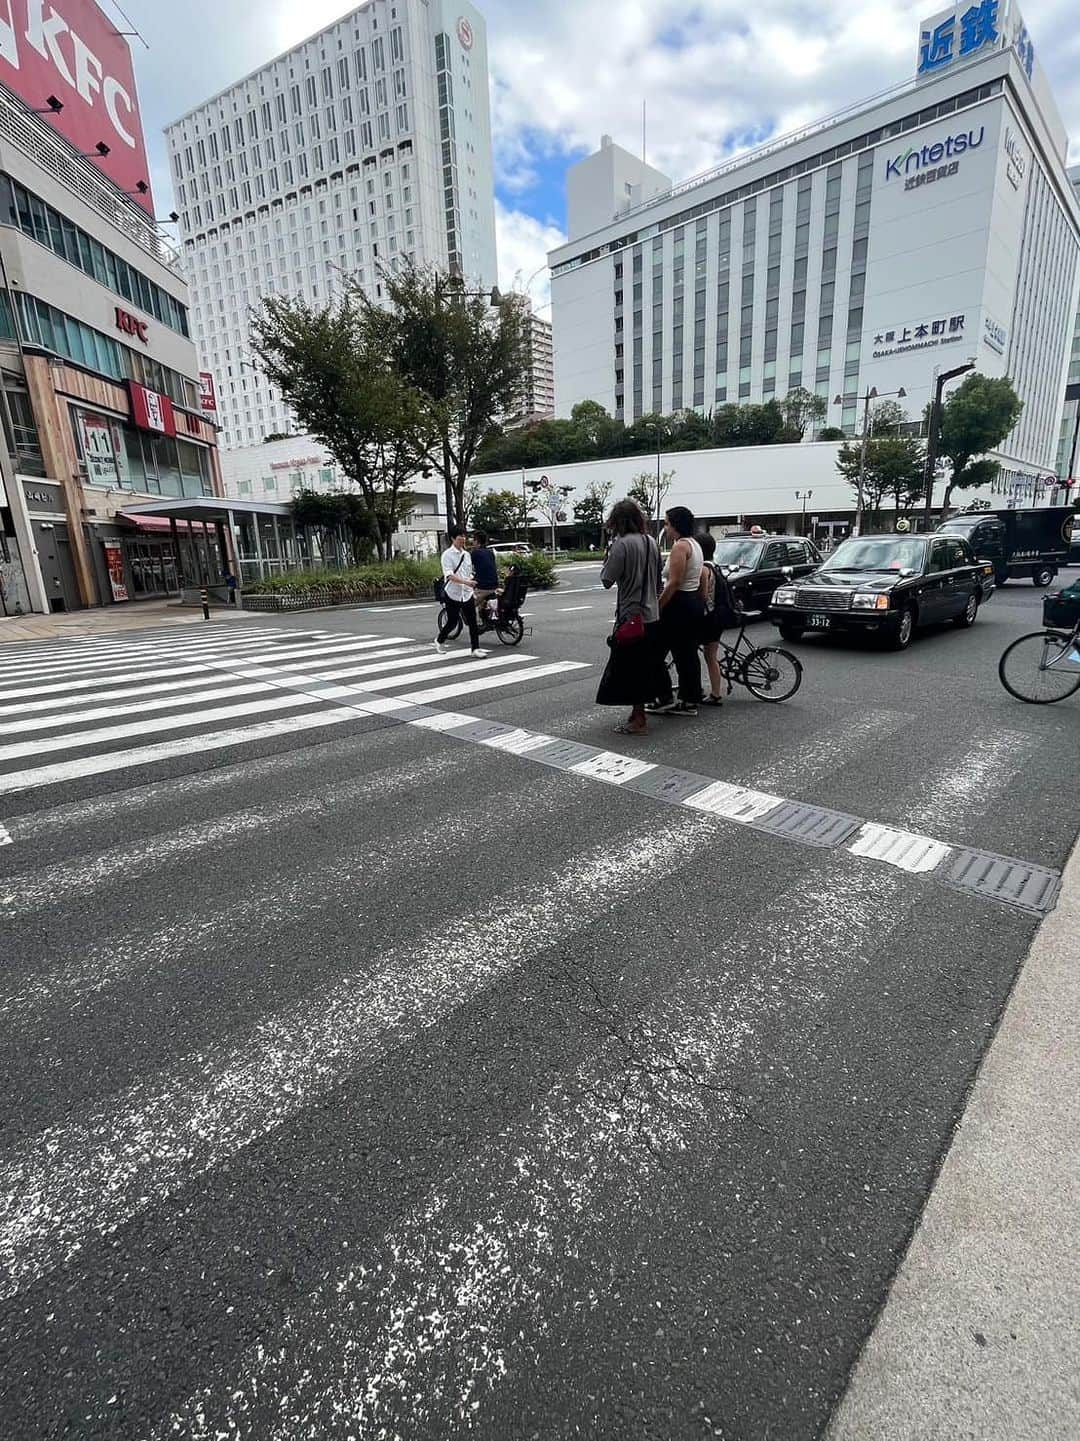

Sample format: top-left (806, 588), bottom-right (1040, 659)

top-left (918, 17), bottom-right (955, 73)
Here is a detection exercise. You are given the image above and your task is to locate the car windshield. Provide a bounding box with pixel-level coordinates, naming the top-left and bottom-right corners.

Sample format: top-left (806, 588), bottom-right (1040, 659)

top-left (820, 538), bottom-right (927, 572)
top-left (937, 519), bottom-right (978, 534)
top-left (713, 540), bottom-right (764, 567)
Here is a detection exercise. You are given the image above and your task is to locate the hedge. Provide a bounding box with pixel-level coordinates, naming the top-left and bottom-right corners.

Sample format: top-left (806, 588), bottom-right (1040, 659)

top-left (240, 553), bottom-right (556, 611)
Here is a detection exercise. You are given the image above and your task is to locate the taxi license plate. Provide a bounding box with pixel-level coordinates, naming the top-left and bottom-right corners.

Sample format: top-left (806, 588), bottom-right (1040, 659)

top-left (808, 614), bottom-right (831, 629)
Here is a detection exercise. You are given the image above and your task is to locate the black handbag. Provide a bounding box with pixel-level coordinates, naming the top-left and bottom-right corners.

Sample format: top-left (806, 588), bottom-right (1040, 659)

top-left (434, 552), bottom-right (465, 603)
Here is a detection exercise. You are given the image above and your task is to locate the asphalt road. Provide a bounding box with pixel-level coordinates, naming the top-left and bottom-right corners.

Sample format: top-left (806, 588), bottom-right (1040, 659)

top-left (0, 566), bottom-right (1076, 1441)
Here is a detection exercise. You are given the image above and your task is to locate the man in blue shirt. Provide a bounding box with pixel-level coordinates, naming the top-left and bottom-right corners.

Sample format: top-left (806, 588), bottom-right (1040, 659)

top-left (471, 531), bottom-right (500, 626)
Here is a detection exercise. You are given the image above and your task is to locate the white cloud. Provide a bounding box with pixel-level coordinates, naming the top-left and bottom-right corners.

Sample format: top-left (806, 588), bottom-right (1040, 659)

top-left (494, 201), bottom-right (566, 314)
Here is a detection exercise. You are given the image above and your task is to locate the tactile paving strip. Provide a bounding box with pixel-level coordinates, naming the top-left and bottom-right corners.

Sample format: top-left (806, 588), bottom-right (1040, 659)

top-left (751, 800), bottom-right (863, 849)
top-left (942, 847), bottom-right (1062, 916)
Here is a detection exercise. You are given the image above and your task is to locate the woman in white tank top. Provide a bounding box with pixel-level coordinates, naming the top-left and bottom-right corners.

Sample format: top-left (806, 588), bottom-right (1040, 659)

top-left (646, 506), bottom-right (707, 716)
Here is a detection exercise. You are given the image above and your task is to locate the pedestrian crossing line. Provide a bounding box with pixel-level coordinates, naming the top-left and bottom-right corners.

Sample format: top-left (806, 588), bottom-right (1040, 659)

top-left (0, 642), bottom-right (429, 718)
top-left (0, 707), bottom-right (367, 796)
top-left (0, 645), bottom-right (448, 731)
top-left (0, 634), bottom-right (414, 704)
top-left (0, 627), bottom-right (360, 686)
top-left (164, 862), bottom-right (909, 1441)
top-left (0, 660), bottom-right (589, 795)
top-left (0, 623), bottom-right (286, 662)
top-left (0, 817), bottom-right (714, 1303)
top-left (0, 623), bottom-right (314, 672)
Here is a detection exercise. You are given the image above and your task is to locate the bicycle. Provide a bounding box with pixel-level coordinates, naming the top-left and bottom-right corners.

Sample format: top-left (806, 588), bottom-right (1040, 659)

top-left (998, 617), bottom-right (1080, 704)
top-left (668, 607), bottom-right (803, 703)
top-left (437, 569), bottom-right (528, 647)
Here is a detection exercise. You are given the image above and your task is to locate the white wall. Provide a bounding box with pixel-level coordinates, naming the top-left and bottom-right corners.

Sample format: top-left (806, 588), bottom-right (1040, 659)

top-left (475, 441), bottom-right (1002, 523)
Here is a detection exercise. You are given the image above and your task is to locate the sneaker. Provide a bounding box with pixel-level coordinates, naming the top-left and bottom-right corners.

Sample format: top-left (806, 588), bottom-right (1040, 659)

top-left (645, 700), bottom-right (678, 715)
top-left (433, 640), bottom-right (448, 654)
top-left (469, 648), bottom-right (485, 657)
top-left (671, 700), bottom-right (698, 716)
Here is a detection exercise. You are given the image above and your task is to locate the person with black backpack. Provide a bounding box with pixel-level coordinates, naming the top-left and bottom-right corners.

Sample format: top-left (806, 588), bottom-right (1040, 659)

top-left (698, 531), bottom-right (737, 706)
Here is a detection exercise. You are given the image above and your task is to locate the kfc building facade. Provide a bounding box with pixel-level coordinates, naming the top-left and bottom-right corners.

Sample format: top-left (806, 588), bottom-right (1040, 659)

top-left (0, 0), bottom-right (222, 613)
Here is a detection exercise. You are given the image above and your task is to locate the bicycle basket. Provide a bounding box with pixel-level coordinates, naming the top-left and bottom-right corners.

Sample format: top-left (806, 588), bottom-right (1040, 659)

top-left (1043, 585), bottom-right (1080, 629)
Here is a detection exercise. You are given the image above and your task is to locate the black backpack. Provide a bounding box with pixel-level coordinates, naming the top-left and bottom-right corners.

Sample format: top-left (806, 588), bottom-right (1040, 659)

top-left (706, 562), bottom-right (739, 630)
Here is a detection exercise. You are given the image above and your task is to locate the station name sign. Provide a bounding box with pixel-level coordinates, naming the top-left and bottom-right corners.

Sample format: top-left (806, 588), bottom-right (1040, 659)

top-left (884, 125), bottom-right (984, 181)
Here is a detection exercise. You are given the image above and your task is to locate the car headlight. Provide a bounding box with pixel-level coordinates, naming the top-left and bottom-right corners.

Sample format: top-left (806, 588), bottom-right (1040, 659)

top-left (851, 593), bottom-right (891, 610)
top-left (773, 587), bottom-right (797, 605)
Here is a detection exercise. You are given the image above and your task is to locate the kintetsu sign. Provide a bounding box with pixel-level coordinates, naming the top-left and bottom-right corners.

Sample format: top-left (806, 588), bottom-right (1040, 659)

top-left (0, 1), bottom-right (152, 214)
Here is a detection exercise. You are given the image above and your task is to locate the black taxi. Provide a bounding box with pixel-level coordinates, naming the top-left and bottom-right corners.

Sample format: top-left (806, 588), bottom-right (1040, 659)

top-left (769, 533), bottom-right (995, 650)
top-left (712, 534), bottom-right (822, 612)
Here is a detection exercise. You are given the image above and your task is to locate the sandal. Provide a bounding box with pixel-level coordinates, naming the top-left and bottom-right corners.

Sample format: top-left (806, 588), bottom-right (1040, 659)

top-left (613, 722), bottom-right (647, 736)
top-left (702, 693), bottom-right (724, 706)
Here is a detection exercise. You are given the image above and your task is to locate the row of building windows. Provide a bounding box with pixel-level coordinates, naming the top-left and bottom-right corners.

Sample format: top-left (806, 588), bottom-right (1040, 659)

top-left (615, 148), bottom-right (875, 423)
top-left (0, 176), bottom-right (190, 338)
top-left (2, 292), bottom-right (199, 410)
top-left (74, 405), bottom-right (214, 497)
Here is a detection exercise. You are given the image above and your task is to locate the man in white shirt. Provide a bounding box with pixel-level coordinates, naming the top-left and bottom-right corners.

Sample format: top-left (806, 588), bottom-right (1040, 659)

top-left (435, 527), bottom-right (483, 655)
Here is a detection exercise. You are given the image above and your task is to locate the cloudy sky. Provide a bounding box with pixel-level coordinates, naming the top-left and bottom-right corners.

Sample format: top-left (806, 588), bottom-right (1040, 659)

top-left (118, 0), bottom-right (1080, 311)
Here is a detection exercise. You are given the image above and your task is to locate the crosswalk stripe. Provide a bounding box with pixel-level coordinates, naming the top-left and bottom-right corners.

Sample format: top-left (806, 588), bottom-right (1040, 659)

top-left (0, 652), bottom-right (527, 741)
top-left (0, 624), bottom-right (284, 662)
top-left (0, 643), bottom-right (427, 718)
top-left (0, 628), bottom-right (350, 684)
top-left (0, 634), bottom-right (411, 703)
top-left (0, 623), bottom-right (305, 667)
top-left (0, 659), bottom-right (588, 794)
top-left (0, 707), bottom-right (366, 794)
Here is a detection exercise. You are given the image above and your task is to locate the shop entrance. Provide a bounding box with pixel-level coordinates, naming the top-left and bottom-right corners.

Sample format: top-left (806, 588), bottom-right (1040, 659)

top-left (123, 537), bottom-right (179, 598)
top-left (32, 520), bottom-right (80, 611)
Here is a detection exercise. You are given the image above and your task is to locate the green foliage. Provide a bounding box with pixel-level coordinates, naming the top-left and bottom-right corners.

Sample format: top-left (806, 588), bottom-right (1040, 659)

top-left (836, 430), bottom-right (926, 523)
top-left (498, 551), bottom-right (555, 589)
top-left (473, 394), bottom-right (811, 474)
top-left (249, 289), bottom-right (429, 559)
top-left (244, 557), bottom-right (440, 598)
top-left (777, 386), bottom-right (829, 439)
top-left (471, 487), bottom-right (527, 536)
top-left (573, 479), bottom-right (613, 544)
top-left (937, 373), bottom-right (1022, 508)
top-left (363, 264), bottom-right (531, 532)
top-left (818, 426), bottom-right (846, 441)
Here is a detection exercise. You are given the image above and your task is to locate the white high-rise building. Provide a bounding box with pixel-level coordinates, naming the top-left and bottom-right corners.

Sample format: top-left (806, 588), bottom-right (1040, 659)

top-left (165, 0), bottom-right (497, 451)
top-left (551, 5), bottom-right (1080, 504)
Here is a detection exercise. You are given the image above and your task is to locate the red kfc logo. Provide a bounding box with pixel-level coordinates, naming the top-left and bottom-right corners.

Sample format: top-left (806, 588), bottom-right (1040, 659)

top-left (115, 306), bottom-right (148, 343)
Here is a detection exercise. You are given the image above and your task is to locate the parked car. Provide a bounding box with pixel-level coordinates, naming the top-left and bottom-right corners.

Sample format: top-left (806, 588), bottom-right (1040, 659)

top-left (712, 534), bottom-right (822, 613)
top-left (769, 533), bottom-right (995, 650)
top-left (935, 506), bottom-right (1074, 587)
top-left (489, 542), bottom-right (533, 555)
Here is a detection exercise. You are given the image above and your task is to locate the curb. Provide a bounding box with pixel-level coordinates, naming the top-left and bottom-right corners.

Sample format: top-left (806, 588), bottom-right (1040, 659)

top-left (827, 834), bottom-right (1080, 1441)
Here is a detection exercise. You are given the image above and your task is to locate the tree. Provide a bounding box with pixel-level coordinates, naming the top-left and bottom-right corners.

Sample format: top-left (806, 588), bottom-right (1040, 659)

top-left (628, 469), bottom-right (675, 530)
top-left (836, 435), bottom-right (925, 527)
top-left (574, 480), bottom-right (613, 546)
top-left (250, 290), bottom-right (430, 559)
top-left (363, 263), bottom-right (530, 534)
top-left (935, 374), bottom-right (1023, 512)
top-left (288, 488), bottom-right (379, 566)
top-left (471, 487), bottom-right (527, 537)
top-left (778, 387), bottom-right (828, 440)
top-left (819, 426), bottom-right (846, 441)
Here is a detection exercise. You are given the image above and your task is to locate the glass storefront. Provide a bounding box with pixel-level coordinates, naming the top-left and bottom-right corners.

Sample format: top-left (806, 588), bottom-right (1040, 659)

top-left (71, 405), bottom-right (214, 498)
top-left (123, 538), bottom-right (179, 597)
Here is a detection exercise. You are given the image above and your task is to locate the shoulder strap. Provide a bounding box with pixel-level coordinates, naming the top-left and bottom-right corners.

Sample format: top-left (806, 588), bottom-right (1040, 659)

top-left (637, 535), bottom-right (650, 608)
top-left (452, 553), bottom-right (465, 574)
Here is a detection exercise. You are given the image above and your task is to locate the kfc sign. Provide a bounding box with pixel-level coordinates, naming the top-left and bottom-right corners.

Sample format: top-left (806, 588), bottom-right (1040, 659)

top-left (198, 370), bottom-right (217, 412)
top-left (0, 1), bottom-right (152, 214)
top-left (128, 379), bottom-right (175, 437)
top-left (115, 305), bottom-right (147, 343)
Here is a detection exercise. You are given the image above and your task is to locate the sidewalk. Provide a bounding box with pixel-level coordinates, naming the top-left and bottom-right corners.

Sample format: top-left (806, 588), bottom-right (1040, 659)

top-left (828, 839), bottom-right (1080, 1440)
top-left (0, 600), bottom-right (257, 646)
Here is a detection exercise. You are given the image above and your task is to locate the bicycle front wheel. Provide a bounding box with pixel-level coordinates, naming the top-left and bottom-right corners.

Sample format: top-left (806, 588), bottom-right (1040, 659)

top-left (496, 615), bottom-right (524, 646)
top-left (438, 606), bottom-right (462, 639)
top-left (739, 646), bottom-right (803, 702)
top-left (998, 630), bottom-right (1080, 704)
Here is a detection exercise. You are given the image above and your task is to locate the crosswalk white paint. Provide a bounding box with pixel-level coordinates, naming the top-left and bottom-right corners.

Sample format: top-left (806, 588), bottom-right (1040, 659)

top-left (0, 625), bottom-right (589, 796)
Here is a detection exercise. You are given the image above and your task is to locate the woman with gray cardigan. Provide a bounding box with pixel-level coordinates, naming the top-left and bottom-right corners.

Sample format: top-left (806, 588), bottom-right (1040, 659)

top-left (596, 498), bottom-right (665, 734)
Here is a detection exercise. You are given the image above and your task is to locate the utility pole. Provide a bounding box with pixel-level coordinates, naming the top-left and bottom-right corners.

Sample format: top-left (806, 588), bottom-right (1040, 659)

top-left (923, 360), bottom-right (976, 528)
top-left (840, 385), bottom-right (905, 535)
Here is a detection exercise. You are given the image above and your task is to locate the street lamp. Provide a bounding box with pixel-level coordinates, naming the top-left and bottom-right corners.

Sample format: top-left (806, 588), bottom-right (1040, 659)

top-left (835, 385), bottom-right (906, 535)
top-left (646, 419), bottom-right (665, 537)
top-left (922, 359), bottom-right (977, 526)
top-left (436, 264), bottom-right (506, 534)
top-left (795, 489), bottom-right (813, 536)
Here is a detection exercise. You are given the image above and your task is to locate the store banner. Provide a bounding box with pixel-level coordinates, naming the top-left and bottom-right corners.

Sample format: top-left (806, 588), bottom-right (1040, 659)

top-left (103, 542), bottom-right (129, 602)
top-left (77, 411), bottom-right (131, 488)
top-left (128, 380), bottom-right (176, 437)
top-left (198, 371), bottom-right (218, 412)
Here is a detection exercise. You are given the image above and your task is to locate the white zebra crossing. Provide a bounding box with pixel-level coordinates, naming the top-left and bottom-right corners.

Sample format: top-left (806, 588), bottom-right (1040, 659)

top-left (0, 625), bottom-right (589, 796)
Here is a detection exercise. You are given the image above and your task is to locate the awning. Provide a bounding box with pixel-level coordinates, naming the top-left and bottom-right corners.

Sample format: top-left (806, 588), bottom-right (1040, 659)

top-left (117, 513), bottom-right (213, 534)
top-left (119, 496), bottom-right (292, 523)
